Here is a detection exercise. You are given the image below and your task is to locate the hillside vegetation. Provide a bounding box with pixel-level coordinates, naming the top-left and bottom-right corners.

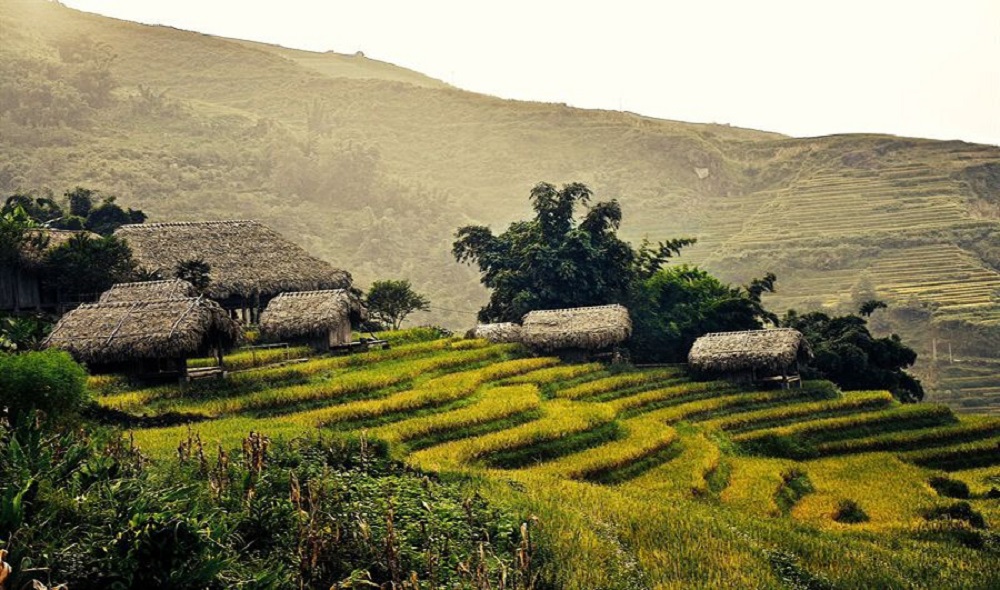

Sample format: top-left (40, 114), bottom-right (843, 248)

top-left (1, 0), bottom-right (998, 410)
top-left (87, 333), bottom-right (1000, 588)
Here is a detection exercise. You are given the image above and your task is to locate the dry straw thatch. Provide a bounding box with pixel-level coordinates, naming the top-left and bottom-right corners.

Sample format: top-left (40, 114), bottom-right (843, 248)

top-left (114, 220), bottom-right (351, 300)
top-left (521, 304), bottom-right (632, 351)
top-left (469, 322), bottom-right (523, 344)
top-left (45, 297), bottom-right (242, 364)
top-left (687, 328), bottom-right (812, 374)
top-left (259, 289), bottom-right (365, 341)
top-left (98, 279), bottom-right (197, 303)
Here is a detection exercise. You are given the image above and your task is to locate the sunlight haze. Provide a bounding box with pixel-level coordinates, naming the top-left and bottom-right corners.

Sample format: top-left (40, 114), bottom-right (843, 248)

top-left (60, 0), bottom-right (1000, 146)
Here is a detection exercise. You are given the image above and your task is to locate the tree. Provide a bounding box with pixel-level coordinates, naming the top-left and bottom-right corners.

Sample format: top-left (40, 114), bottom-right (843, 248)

top-left (859, 299), bottom-right (888, 318)
top-left (629, 265), bottom-right (779, 362)
top-left (366, 279), bottom-right (430, 330)
top-left (781, 309), bottom-right (924, 402)
top-left (84, 195), bottom-right (146, 236)
top-left (453, 182), bottom-right (694, 322)
top-left (175, 258), bottom-right (212, 293)
top-left (42, 234), bottom-right (137, 300)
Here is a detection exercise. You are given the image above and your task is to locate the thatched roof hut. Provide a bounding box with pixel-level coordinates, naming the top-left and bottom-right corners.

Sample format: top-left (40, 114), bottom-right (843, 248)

top-left (521, 304), bottom-right (632, 351)
top-left (98, 279), bottom-right (197, 303)
top-left (45, 297), bottom-right (242, 366)
top-left (468, 322), bottom-right (522, 344)
top-left (114, 221), bottom-right (351, 302)
top-left (259, 290), bottom-right (365, 346)
top-left (18, 229), bottom-right (102, 268)
top-left (687, 329), bottom-right (812, 376)
top-left (3, 229), bottom-right (102, 312)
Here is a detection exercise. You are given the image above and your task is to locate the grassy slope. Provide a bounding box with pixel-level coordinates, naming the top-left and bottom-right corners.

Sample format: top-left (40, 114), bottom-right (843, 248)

top-left (103, 337), bottom-right (1000, 588)
top-left (2, 0), bottom-right (999, 409)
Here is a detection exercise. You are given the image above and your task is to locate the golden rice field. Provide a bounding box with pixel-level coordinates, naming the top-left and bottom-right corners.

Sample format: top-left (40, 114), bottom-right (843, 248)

top-left (104, 331), bottom-right (1000, 588)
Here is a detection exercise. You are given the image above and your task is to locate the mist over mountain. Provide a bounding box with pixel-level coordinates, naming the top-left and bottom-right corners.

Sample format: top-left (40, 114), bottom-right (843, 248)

top-left (2, 0), bottom-right (998, 411)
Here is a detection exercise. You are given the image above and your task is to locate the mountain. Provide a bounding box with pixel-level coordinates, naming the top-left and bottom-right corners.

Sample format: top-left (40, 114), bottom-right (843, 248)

top-left (2, 0), bottom-right (998, 412)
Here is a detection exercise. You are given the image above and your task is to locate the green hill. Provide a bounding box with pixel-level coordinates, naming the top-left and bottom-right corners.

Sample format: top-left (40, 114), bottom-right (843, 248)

top-left (97, 334), bottom-right (1000, 588)
top-left (1, 0), bottom-right (998, 411)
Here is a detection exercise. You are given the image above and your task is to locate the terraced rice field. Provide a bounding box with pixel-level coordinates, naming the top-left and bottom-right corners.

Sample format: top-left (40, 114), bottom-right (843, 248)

top-left (107, 332), bottom-right (1000, 588)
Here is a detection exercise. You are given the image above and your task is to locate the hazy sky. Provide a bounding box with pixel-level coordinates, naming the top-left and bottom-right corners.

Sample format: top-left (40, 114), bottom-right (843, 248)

top-left (62, 0), bottom-right (1000, 146)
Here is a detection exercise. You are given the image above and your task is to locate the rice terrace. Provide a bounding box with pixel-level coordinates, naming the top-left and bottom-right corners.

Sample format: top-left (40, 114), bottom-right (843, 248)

top-left (2, 0), bottom-right (1000, 588)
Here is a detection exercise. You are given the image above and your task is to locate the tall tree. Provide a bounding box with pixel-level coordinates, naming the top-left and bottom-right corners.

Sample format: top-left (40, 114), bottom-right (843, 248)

top-left (453, 182), bottom-right (694, 322)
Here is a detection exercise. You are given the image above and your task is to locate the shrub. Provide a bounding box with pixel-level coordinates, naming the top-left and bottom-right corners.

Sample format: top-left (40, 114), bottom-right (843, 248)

top-left (833, 499), bottom-right (870, 523)
top-left (928, 476), bottom-right (971, 499)
top-left (0, 350), bottom-right (88, 423)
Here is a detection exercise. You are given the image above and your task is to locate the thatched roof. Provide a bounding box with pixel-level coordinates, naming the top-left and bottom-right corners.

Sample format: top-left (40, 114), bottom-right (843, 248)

top-left (114, 220), bottom-right (351, 300)
top-left (19, 229), bottom-right (101, 268)
top-left (521, 304), bottom-right (632, 351)
top-left (259, 289), bottom-right (365, 341)
top-left (468, 322), bottom-right (523, 344)
top-left (98, 279), bottom-right (197, 303)
top-left (687, 329), bottom-right (812, 374)
top-left (44, 297), bottom-right (243, 364)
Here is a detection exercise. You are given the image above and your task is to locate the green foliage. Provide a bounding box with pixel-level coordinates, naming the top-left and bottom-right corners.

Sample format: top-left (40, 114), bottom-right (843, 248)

top-left (628, 265), bottom-right (777, 363)
top-left (366, 279), bottom-right (430, 330)
top-left (453, 182), bottom-right (694, 322)
top-left (0, 314), bottom-right (51, 352)
top-left (782, 309), bottom-right (924, 402)
top-left (4, 188), bottom-right (146, 236)
top-left (0, 423), bottom-right (532, 589)
top-left (0, 350), bottom-right (88, 423)
top-left (41, 233), bottom-right (137, 299)
top-left (0, 204), bottom-right (43, 267)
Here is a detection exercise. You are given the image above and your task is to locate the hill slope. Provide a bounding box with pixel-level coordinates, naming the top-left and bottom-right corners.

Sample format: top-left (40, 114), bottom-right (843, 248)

top-left (1, 0), bottom-right (998, 410)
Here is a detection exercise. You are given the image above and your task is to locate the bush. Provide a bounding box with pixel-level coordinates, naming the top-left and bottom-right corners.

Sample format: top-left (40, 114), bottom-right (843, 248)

top-left (929, 476), bottom-right (971, 499)
top-left (0, 350), bottom-right (88, 423)
top-left (833, 499), bottom-right (870, 523)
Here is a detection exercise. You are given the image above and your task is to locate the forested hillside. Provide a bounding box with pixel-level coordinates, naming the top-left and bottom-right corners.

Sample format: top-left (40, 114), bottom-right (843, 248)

top-left (1, 0), bottom-right (998, 410)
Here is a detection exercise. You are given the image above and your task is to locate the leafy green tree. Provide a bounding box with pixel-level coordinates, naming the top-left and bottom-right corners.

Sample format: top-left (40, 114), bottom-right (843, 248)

top-left (453, 182), bottom-right (694, 322)
top-left (2, 195), bottom-right (64, 224)
top-left (366, 279), bottom-right (430, 330)
top-left (84, 195), bottom-right (146, 236)
top-left (0, 205), bottom-right (45, 268)
top-left (629, 266), bottom-right (778, 363)
top-left (42, 234), bottom-right (137, 300)
top-left (175, 258), bottom-right (212, 293)
top-left (781, 309), bottom-right (924, 402)
top-left (859, 299), bottom-right (888, 317)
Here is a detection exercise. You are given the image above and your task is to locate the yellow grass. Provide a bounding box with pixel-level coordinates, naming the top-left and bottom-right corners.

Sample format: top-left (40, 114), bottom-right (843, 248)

top-left (555, 368), bottom-right (684, 400)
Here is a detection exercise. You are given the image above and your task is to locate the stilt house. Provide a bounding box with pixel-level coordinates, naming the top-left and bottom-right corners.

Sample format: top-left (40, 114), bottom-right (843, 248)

top-left (687, 328), bottom-right (812, 387)
top-left (114, 220), bottom-right (351, 322)
top-left (1, 229), bottom-right (100, 312)
top-left (44, 297), bottom-right (242, 380)
top-left (259, 289), bottom-right (366, 351)
top-left (521, 304), bottom-right (632, 359)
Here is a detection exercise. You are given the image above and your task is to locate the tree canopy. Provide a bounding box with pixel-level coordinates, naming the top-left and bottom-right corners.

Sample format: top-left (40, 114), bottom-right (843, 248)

top-left (2, 187), bottom-right (146, 236)
top-left (781, 305), bottom-right (924, 402)
top-left (366, 279), bottom-right (430, 331)
top-left (629, 265), bottom-right (778, 363)
top-left (453, 182), bottom-right (694, 322)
